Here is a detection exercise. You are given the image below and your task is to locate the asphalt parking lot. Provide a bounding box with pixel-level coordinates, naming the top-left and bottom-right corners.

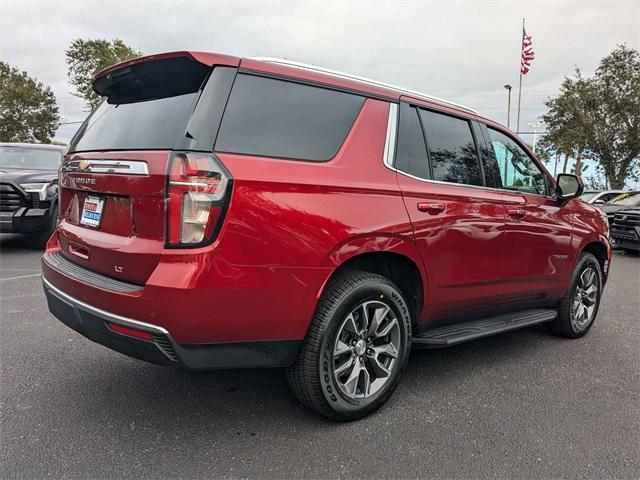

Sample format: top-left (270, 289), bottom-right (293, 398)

top-left (1, 234), bottom-right (638, 479)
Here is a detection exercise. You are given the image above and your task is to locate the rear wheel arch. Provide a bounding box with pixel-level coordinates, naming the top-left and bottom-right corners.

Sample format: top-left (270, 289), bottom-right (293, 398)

top-left (320, 252), bottom-right (425, 327)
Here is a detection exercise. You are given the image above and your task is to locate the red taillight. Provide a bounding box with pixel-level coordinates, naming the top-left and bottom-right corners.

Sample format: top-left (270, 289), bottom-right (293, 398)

top-left (166, 152), bottom-right (231, 246)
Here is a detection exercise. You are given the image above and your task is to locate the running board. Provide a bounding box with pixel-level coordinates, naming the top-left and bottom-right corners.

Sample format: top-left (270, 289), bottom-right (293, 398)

top-left (412, 308), bottom-right (557, 348)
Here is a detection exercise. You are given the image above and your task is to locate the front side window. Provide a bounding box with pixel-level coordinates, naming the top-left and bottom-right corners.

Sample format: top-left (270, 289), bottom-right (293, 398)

top-left (215, 75), bottom-right (365, 161)
top-left (419, 110), bottom-right (482, 186)
top-left (487, 127), bottom-right (547, 196)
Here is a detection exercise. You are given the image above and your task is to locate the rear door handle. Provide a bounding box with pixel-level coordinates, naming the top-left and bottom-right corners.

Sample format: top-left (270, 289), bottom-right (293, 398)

top-left (417, 202), bottom-right (445, 214)
top-left (507, 209), bottom-right (526, 218)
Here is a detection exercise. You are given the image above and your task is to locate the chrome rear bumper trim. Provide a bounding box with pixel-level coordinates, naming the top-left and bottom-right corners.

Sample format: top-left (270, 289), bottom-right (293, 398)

top-left (42, 276), bottom-right (169, 336)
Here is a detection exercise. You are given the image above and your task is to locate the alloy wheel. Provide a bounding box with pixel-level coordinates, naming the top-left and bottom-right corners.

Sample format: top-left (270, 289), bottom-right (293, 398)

top-left (571, 266), bottom-right (599, 332)
top-left (332, 300), bottom-right (401, 399)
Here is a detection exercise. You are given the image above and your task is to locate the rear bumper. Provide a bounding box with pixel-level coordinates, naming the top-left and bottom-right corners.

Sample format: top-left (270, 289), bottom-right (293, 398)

top-left (41, 232), bottom-right (330, 344)
top-left (0, 207), bottom-right (51, 233)
top-left (43, 276), bottom-right (302, 369)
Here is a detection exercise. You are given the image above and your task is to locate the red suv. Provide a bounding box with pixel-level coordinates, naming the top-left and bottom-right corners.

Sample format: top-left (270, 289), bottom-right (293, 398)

top-left (42, 52), bottom-right (611, 420)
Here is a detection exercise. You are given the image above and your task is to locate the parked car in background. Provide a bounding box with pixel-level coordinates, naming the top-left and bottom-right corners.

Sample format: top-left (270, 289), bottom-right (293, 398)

top-left (0, 143), bottom-right (64, 247)
top-left (596, 192), bottom-right (640, 225)
top-left (580, 190), bottom-right (627, 204)
top-left (610, 208), bottom-right (640, 253)
top-left (42, 52), bottom-right (611, 421)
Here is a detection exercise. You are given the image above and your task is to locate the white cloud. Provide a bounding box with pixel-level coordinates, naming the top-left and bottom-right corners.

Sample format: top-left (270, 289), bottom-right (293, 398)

top-left (1, 0), bottom-right (638, 145)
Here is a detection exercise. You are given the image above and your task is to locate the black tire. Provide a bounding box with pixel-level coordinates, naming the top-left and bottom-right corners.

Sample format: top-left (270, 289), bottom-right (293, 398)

top-left (286, 271), bottom-right (412, 421)
top-left (27, 203), bottom-right (58, 249)
top-left (547, 253), bottom-right (603, 338)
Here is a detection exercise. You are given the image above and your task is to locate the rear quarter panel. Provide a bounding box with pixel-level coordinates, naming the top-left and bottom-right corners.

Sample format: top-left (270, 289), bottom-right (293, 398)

top-left (214, 98), bottom-right (425, 323)
top-left (215, 98), bottom-right (417, 270)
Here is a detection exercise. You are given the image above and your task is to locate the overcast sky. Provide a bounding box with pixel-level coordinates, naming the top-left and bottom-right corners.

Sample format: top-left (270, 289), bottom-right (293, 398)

top-left (1, 0), bottom-right (638, 178)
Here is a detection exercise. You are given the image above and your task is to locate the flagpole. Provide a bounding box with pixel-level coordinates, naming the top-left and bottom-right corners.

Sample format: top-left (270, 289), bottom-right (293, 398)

top-left (516, 17), bottom-right (525, 134)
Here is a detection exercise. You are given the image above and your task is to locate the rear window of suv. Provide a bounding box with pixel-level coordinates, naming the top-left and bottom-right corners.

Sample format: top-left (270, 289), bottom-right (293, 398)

top-left (215, 74), bottom-right (365, 161)
top-left (71, 93), bottom-right (198, 152)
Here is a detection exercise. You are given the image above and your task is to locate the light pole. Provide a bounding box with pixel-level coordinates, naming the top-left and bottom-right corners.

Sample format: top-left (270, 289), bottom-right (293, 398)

top-left (528, 121), bottom-right (542, 153)
top-left (504, 84), bottom-right (512, 129)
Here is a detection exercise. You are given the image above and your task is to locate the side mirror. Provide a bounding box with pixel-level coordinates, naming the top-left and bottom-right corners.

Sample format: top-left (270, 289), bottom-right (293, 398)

top-left (556, 174), bottom-right (584, 200)
top-left (594, 199), bottom-right (605, 205)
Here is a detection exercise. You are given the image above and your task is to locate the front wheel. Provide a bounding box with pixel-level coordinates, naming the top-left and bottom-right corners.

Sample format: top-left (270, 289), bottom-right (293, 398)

top-left (547, 253), bottom-right (603, 338)
top-left (287, 271), bottom-right (412, 421)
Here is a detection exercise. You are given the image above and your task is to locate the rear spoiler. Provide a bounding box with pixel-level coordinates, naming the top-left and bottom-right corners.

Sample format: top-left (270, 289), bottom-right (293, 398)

top-left (93, 51), bottom-right (240, 104)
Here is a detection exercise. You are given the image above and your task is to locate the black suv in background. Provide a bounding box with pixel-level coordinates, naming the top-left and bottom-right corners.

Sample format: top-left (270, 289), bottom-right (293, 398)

top-left (610, 208), bottom-right (640, 254)
top-left (596, 191), bottom-right (640, 225)
top-left (0, 143), bottom-right (64, 247)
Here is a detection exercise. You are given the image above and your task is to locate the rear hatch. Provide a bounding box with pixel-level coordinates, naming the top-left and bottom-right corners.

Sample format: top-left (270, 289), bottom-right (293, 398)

top-left (58, 53), bottom-right (238, 284)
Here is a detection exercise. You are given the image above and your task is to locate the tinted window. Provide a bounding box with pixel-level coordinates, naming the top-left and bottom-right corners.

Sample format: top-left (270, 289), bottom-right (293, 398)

top-left (215, 75), bottom-right (365, 161)
top-left (487, 127), bottom-right (547, 195)
top-left (395, 104), bottom-right (429, 178)
top-left (419, 110), bottom-right (482, 186)
top-left (600, 192), bottom-right (621, 203)
top-left (611, 192), bottom-right (640, 206)
top-left (71, 93), bottom-right (198, 152)
top-left (474, 122), bottom-right (501, 188)
top-left (580, 192), bottom-right (599, 202)
top-left (0, 146), bottom-right (61, 170)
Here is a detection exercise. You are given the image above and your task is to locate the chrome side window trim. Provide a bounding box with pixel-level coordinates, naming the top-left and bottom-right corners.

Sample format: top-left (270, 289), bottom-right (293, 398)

top-left (395, 169), bottom-right (556, 198)
top-left (63, 159), bottom-right (149, 175)
top-left (383, 102), bottom-right (555, 200)
top-left (383, 103), bottom-right (398, 169)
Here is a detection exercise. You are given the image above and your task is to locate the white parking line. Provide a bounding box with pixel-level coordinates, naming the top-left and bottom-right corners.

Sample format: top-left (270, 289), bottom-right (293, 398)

top-left (0, 273), bottom-right (41, 282)
top-left (0, 268), bottom-right (41, 272)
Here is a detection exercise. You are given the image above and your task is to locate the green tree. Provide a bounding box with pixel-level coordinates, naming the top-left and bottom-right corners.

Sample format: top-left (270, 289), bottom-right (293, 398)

top-left (66, 38), bottom-right (141, 109)
top-left (531, 139), bottom-right (553, 166)
top-left (542, 45), bottom-right (640, 188)
top-left (587, 45), bottom-right (640, 188)
top-left (542, 72), bottom-right (592, 176)
top-left (0, 61), bottom-right (59, 143)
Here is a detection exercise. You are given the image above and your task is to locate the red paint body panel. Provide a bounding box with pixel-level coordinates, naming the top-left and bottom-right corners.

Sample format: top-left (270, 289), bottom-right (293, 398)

top-left (397, 176), bottom-right (507, 321)
top-left (57, 151), bottom-right (169, 285)
top-left (215, 99), bottom-right (413, 267)
top-left (43, 50), bottom-right (611, 351)
top-left (495, 191), bottom-right (574, 302)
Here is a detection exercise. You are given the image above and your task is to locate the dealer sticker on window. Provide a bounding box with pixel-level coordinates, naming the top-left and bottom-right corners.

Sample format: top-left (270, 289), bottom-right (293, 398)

top-left (80, 196), bottom-right (105, 228)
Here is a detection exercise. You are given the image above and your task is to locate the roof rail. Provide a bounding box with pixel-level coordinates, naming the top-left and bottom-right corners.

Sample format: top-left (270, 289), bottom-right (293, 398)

top-left (249, 57), bottom-right (477, 114)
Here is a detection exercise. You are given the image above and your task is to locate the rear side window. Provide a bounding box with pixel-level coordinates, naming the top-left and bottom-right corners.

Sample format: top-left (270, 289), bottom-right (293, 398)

top-left (395, 104), bottom-right (429, 179)
top-left (215, 75), bottom-right (365, 161)
top-left (419, 110), bottom-right (482, 186)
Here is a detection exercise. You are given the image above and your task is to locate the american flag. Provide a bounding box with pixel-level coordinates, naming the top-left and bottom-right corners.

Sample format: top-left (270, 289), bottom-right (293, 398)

top-left (521, 30), bottom-right (535, 75)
